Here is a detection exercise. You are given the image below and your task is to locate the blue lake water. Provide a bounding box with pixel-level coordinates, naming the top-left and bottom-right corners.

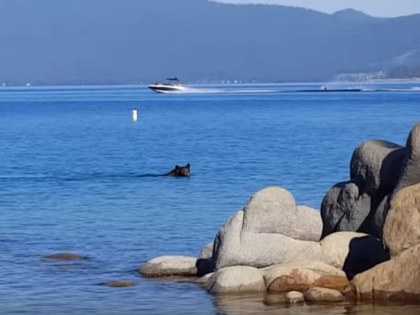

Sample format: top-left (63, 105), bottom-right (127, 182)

top-left (1, 82), bottom-right (420, 314)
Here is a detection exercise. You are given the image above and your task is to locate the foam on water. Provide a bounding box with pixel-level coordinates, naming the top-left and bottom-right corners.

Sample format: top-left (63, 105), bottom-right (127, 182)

top-left (157, 87), bottom-right (279, 94)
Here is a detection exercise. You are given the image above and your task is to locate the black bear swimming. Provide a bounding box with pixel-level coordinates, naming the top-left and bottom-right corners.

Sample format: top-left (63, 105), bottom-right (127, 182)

top-left (138, 164), bottom-right (191, 178)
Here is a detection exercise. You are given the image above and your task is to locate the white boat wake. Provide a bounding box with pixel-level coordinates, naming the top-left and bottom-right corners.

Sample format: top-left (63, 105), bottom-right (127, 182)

top-left (361, 87), bottom-right (420, 92)
top-left (156, 87), bottom-right (279, 94)
top-left (152, 85), bottom-right (420, 95)
top-left (148, 77), bottom-right (420, 95)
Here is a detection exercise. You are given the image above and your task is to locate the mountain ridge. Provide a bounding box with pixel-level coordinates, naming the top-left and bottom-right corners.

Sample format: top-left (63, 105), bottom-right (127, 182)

top-left (0, 0), bottom-right (419, 85)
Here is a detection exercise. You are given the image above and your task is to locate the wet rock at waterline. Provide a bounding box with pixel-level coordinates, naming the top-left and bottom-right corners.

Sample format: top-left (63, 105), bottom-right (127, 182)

top-left (286, 291), bottom-right (305, 304)
top-left (304, 287), bottom-right (344, 303)
top-left (102, 281), bottom-right (137, 288)
top-left (196, 273), bottom-right (214, 288)
top-left (263, 294), bottom-right (287, 305)
top-left (43, 253), bottom-right (89, 260)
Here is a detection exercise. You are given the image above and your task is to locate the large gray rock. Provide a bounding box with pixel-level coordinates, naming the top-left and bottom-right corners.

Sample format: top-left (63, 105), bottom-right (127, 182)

top-left (350, 140), bottom-right (404, 196)
top-left (214, 210), bottom-right (320, 269)
top-left (198, 243), bottom-right (214, 260)
top-left (321, 139), bottom-right (405, 239)
top-left (383, 183), bottom-right (420, 257)
top-left (139, 256), bottom-right (197, 278)
top-left (206, 266), bottom-right (266, 293)
top-left (394, 122), bottom-right (420, 193)
top-left (240, 187), bottom-right (322, 241)
top-left (321, 182), bottom-right (372, 237)
top-left (296, 206), bottom-right (323, 240)
top-left (213, 187), bottom-right (323, 269)
top-left (371, 195), bottom-right (390, 240)
top-left (320, 182), bottom-right (347, 237)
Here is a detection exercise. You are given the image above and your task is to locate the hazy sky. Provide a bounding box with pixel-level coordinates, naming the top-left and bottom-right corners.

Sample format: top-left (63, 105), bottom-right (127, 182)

top-left (218, 0), bottom-right (420, 17)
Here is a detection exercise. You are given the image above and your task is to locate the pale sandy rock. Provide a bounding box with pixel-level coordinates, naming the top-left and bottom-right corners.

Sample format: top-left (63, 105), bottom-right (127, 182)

top-left (206, 266), bottom-right (266, 293)
top-left (319, 232), bottom-right (389, 278)
top-left (264, 260), bottom-right (345, 293)
top-left (286, 291), bottom-right (304, 304)
top-left (139, 256), bottom-right (197, 278)
top-left (383, 183), bottom-right (420, 257)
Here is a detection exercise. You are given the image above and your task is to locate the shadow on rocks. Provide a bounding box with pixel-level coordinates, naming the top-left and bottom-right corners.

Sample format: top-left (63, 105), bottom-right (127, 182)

top-left (196, 258), bottom-right (216, 277)
top-left (342, 236), bottom-right (390, 280)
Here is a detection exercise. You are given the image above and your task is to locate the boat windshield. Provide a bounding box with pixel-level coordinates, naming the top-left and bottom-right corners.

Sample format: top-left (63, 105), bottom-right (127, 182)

top-left (166, 77), bottom-right (181, 85)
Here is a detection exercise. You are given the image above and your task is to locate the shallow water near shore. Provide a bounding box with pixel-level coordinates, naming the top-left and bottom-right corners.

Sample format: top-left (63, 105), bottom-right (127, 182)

top-left (1, 82), bottom-right (420, 314)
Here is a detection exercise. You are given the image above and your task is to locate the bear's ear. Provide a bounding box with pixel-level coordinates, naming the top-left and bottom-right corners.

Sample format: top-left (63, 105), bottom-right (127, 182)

top-left (186, 163), bottom-right (190, 168)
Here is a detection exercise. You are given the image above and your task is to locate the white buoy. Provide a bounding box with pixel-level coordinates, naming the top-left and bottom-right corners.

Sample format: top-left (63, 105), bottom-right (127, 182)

top-left (132, 110), bottom-right (138, 122)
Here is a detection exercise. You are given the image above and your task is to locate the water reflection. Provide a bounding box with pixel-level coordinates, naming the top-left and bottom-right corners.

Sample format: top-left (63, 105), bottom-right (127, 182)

top-left (212, 293), bottom-right (420, 315)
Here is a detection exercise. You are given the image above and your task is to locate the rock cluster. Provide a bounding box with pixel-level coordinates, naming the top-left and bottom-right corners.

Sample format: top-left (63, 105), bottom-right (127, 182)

top-left (138, 187), bottom-right (387, 301)
top-left (321, 140), bottom-right (405, 239)
top-left (139, 121), bottom-right (420, 303)
top-left (321, 122), bottom-right (420, 240)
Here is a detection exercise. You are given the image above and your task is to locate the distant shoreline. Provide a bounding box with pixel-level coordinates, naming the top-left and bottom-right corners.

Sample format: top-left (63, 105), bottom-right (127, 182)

top-left (0, 79), bottom-right (420, 89)
top-left (365, 78), bottom-right (420, 82)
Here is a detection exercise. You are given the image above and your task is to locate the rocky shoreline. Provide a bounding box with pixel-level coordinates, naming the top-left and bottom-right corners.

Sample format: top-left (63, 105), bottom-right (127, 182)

top-left (139, 121), bottom-right (420, 304)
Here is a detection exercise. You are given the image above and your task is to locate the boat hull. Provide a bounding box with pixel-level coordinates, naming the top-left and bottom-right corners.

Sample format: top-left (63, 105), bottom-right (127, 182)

top-left (148, 84), bottom-right (187, 93)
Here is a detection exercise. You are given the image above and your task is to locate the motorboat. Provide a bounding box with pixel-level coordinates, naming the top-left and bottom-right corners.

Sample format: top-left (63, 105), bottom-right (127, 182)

top-left (148, 77), bottom-right (187, 93)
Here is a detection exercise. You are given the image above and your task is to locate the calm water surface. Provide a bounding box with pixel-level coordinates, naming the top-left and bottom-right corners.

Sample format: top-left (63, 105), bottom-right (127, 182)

top-left (1, 82), bottom-right (420, 314)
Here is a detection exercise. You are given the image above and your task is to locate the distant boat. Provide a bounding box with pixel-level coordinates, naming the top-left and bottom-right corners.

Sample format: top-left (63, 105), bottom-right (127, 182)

top-left (148, 77), bottom-right (187, 93)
